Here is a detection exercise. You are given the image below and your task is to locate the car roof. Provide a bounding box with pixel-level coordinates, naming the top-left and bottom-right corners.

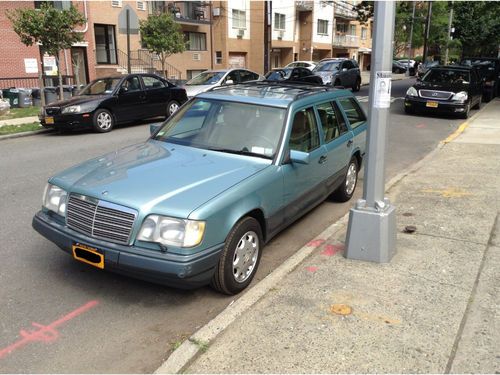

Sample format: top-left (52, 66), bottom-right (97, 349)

top-left (430, 65), bottom-right (473, 71)
top-left (196, 82), bottom-right (352, 108)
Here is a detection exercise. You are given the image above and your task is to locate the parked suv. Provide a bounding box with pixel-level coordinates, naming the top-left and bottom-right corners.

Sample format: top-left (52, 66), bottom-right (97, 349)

top-left (460, 57), bottom-right (500, 102)
top-left (312, 58), bottom-right (361, 91)
top-left (32, 82), bottom-right (367, 295)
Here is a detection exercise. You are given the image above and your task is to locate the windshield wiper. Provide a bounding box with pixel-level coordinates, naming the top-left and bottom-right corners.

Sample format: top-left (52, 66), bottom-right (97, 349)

top-left (207, 147), bottom-right (273, 160)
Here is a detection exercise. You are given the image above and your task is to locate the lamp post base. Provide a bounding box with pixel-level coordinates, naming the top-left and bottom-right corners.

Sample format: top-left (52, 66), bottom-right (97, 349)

top-left (345, 199), bottom-right (397, 263)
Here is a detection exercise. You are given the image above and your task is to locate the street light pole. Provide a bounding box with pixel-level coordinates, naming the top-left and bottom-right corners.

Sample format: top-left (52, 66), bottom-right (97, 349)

top-left (406, 1), bottom-right (416, 76)
top-left (345, 1), bottom-right (397, 263)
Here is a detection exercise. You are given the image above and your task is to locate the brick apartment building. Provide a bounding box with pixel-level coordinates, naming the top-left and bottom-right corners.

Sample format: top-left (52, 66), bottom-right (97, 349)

top-left (0, 0), bottom-right (374, 89)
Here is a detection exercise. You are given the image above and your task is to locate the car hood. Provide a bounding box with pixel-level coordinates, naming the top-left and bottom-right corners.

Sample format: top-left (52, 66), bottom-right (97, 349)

top-left (45, 95), bottom-right (108, 108)
top-left (184, 85), bottom-right (214, 98)
top-left (414, 81), bottom-right (469, 93)
top-left (50, 140), bottom-right (270, 218)
top-left (313, 71), bottom-right (335, 78)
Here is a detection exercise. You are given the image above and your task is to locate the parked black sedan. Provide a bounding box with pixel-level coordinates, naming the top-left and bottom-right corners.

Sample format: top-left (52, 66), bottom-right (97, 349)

top-left (461, 57), bottom-right (500, 102)
top-left (39, 74), bottom-right (188, 133)
top-left (264, 67), bottom-right (323, 85)
top-left (404, 66), bottom-right (483, 119)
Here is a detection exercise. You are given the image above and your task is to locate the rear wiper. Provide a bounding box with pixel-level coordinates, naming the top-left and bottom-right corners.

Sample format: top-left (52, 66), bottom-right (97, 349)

top-left (207, 147), bottom-right (273, 160)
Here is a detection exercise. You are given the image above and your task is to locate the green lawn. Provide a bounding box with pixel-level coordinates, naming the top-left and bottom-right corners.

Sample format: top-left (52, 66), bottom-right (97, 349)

top-left (0, 106), bottom-right (40, 121)
top-left (0, 122), bottom-right (44, 136)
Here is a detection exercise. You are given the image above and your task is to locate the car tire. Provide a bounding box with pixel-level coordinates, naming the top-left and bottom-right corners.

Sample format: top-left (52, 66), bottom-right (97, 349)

top-left (404, 106), bottom-right (414, 115)
top-left (331, 156), bottom-right (358, 202)
top-left (211, 217), bottom-right (263, 295)
top-left (473, 95), bottom-right (481, 110)
top-left (352, 77), bottom-right (361, 92)
top-left (93, 109), bottom-right (114, 133)
top-left (166, 100), bottom-right (180, 117)
top-left (484, 91), bottom-right (493, 103)
top-left (334, 79), bottom-right (341, 87)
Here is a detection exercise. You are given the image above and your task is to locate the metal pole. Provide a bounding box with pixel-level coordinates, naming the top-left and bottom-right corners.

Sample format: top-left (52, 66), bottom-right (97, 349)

top-left (345, 1), bottom-right (397, 263)
top-left (444, 1), bottom-right (454, 65)
top-left (406, 1), bottom-right (416, 76)
top-left (422, 1), bottom-right (432, 63)
top-left (126, 8), bottom-right (131, 74)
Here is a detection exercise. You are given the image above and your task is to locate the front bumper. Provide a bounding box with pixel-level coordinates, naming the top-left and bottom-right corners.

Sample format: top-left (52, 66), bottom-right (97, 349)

top-left (404, 96), bottom-right (468, 115)
top-left (39, 112), bottom-right (94, 130)
top-left (32, 210), bottom-right (223, 289)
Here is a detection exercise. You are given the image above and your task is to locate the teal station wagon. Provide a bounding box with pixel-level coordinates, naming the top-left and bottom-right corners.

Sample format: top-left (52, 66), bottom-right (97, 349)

top-left (33, 82), bottom-right (367, 295)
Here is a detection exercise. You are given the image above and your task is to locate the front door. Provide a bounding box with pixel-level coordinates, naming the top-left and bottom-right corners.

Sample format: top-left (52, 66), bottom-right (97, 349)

top-left (71, 47), bottom-right (89, 86)
top-left (115, 75), bottom-right (146, 122)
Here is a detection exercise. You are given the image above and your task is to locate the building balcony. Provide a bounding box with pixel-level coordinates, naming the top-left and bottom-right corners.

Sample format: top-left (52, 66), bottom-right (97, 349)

top-left (167, 1), bottom-right (211, 25)
top-left (335, 2), bottom-right (357, 20)
top-left (333, 34), bottom-right (359, 48)
top-left (296, 1), bottom-right (313, 12)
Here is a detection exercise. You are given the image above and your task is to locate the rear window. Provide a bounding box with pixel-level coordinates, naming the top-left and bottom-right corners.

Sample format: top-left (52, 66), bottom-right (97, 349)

top-left (338, 97), bottom-right (366, 129)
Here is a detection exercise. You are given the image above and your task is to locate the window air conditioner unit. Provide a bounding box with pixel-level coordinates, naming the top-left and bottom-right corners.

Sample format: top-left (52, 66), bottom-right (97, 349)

top-left (213, 7), bottom-right (221, 17)
top-left (278, 30), bottom-right (284, 40)
top-left (237, 29), bottom-right (245, 38)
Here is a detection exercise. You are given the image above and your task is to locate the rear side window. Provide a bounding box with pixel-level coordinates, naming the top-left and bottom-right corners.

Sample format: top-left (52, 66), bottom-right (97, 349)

top-left (316, 102), bottom-right (347, 143)
top-left (239, 70), bottom-right (259, 82)
top-left (338, 97), bottom-right (366, 129)
top-left (142, 76), bottom-right (165, 89)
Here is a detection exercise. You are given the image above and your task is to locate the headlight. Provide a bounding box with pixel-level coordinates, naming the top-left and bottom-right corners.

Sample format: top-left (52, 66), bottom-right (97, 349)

top-left (43, 183), bottom-right (68, 217)
top-left (61, 105), bottom-right (81, 114)
top-left (452, 91), bottom-right (468, 102)
top-left (406, 86), bottom-right (418, 97)
top-left (137, 215), bottom-right (205, 248)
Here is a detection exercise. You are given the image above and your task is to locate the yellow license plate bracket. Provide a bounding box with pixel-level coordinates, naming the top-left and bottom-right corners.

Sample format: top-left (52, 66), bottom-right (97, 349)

top-left (426, 101), bottom-right (439, 108)
top-left (45, 116), bottom-right (54, 124)
top-left (72, 243), bottom-right (104, 269)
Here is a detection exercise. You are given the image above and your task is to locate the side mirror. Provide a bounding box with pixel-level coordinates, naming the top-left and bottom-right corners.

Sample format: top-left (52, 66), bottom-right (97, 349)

top-left (150, 123), bottom-right (162, 136)
top-left (225, 79), bottom-right (234, 85)
top-left (289, 149), bottom-right (310, 164)
top-left (342, 68), bottom-right (348, 72)
top-left (119, 87), bottom-right (128, 94)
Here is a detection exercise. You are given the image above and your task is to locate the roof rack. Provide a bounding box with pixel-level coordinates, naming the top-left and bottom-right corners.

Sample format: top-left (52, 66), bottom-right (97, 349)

top-left (207, 81), bottom-right (341, 100)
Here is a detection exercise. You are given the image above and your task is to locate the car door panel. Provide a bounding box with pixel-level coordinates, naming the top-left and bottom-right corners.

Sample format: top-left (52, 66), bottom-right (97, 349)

top-left (115, 76), bottom-right (146, 122)
top-left (142, 75), bottom-right (171, 117)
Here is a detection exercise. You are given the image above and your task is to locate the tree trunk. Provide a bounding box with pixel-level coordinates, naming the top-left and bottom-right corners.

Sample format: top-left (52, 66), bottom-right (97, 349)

top-left (161, 53), bottom-right (166, 78)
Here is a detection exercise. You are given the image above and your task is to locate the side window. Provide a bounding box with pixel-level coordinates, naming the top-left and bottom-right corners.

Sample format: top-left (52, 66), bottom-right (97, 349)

top-left (316, 102), bottom-right (348, 143)
top-left (298, 68), bottom-right (309, 77)
top-left (338, 97), bottom-right (366, 129)
top-left (225, 71), bottom-right (239, 84)
top-left (122, 76), bottom-right (141, 92)
top-left (289, 108), bottom-right (320, 153)
top-left (344, 61), bottom-right (354, 70)
top-left (239, 70), bottom-right (257, 82)
top-left (290, 68), bottom-right (301, 79)
top-left (142, 76), bottom-right (165, 90)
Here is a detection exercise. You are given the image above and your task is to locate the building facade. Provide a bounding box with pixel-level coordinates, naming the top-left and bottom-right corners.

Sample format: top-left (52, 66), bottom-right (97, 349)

top-left (0, 0), bottom-right (373, 89)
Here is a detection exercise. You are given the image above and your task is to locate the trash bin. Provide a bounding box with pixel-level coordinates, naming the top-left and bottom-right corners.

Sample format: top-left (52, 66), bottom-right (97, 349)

top-left (31, 88), bottom-right (41, 107)
top-left (18, 88), bottom-right (33, 108)
top-left (0, 99), bottom-right (10, 115)
top-left (2, 88), bottom-right (20, 108)
top-left (44, 87), bottom-right (58, 105)
top-left (57, 85), bottom-right (73, 100)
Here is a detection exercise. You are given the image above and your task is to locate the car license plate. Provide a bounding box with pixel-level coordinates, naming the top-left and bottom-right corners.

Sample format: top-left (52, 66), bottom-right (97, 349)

top-left (45, 116), bottom-right (54, 124)
top-left (426, 101), bottom-right (439, 108)
top-left (72, 243), bottom-right (104, 269)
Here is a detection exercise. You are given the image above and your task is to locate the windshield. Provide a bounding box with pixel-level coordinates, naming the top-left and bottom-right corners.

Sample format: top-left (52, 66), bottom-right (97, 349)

top-left (422, 69), bottom-right (470, 84)
top-left (265, 69), bottom-right (292, 80)
top-left (186, 72), bottom-right (226, 86)
top-left (153, 99), bottom-right (286, 159)
top-left (313, 61), bottom-right (340, 72)
top-left (79, 78), bottom-right (122, 95)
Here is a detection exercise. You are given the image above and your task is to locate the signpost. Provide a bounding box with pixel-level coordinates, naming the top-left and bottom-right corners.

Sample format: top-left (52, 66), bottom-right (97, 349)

top-left (345, 1), bottom-right (397, 263)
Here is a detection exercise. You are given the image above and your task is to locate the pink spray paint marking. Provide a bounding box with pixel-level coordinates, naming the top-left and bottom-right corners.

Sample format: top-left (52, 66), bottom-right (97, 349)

top-left (305, 266), bottom-right (319, 273)
top-left (307, 239), bottom-right (326, 247)
top-left (416, 124), bottom-right (427, 129)
top-left (321, 244), bottom-right (345, 256)
top-left (0, 300), bottom-right (99, 360)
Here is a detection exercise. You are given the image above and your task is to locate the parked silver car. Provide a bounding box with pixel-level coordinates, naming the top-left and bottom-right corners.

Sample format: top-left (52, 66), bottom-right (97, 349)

top-left (183, 68), bottom-right (264, 98)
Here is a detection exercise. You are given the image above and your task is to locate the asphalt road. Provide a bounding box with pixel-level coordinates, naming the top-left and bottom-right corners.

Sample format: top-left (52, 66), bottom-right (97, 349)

top-left (0, 78), bottom-right (469, 372)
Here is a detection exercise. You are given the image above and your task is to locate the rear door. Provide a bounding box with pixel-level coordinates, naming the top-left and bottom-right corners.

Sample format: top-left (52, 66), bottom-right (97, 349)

top-left (337, 96), bottom-right (367, 156)
top-left (141, 75), bottom-right (171, 117)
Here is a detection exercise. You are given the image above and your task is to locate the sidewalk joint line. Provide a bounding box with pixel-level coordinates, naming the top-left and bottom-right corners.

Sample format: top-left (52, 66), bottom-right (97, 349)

top-left (409, 232), bottom-right (488, 247)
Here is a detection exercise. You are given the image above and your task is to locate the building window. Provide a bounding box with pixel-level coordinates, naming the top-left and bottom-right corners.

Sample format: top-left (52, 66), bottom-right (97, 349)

top-left (361, 27), bottom-right (367, 40)
top-left (95, 24), bottom-right (117, 64)
top-left (187, 70), bottom-right (206, 80)
top-left (215, 51), bottom-right (223, 65)
top-left (317, 19), bottom-right (329, 35)
top-left (274, 13), bottom-right (285, 30)
top-left (111, 0), bottom-right (122, 7)
top-left (232, 9), bottom-right (246, 29)
top-left (137, 1), bottom-right (146, 11)
top-left (350, 24), bottom-right (356, 36)
top-left (336, 23), bottom-right (347, 33)
top-left (184, 32), bottom-right (207, 51)
top-left (35, 1), bottom-right (72, 10)
top-left (150, 1), bottom-right (166, 14)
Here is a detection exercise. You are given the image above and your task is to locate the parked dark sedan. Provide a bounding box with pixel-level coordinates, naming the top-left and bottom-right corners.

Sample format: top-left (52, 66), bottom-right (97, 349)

top-left (461, 57), bottom-right (500, 102)
top-left (264, 67), bottom-right (323, 85)
top-left (404, 66), bottom-right (483, 119)
top-left (39, 74), bottom-right (188, 133)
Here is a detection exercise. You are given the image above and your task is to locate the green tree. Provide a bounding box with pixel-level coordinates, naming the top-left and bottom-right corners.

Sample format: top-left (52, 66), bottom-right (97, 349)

top-left (139, 13), bottom-right (186, 78)
top-left (7, 3), bottom-right (86, 100)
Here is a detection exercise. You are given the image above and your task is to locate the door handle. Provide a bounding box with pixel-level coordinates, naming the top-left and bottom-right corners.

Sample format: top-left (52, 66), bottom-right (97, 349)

top-left (319, 155), bottom-right (327, 164)
top-left (347, 140), bottom-right (353, 147)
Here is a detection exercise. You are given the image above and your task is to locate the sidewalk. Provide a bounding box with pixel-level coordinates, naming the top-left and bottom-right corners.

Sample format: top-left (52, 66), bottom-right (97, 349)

top-left (157, 99), bottom-right (500, 373)
top-left (0, 116), bottom-right (39, 127)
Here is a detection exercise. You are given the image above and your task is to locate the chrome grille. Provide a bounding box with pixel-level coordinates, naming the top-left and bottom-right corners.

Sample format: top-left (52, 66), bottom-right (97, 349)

top-left (419, 90), bottom-right (453, 100)
top-left (66, 194), bottom-right (136, 245)
top-left (45, 107), bottom-right (61, 115)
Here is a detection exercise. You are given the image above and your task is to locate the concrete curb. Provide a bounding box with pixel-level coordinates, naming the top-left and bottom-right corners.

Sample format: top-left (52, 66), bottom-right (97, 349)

top-left (154, 104), bottom-right (450, 374)
top-left (0, 128), bottom-right (52, 141)
top-left (0, 116), bottom-right (39, 127)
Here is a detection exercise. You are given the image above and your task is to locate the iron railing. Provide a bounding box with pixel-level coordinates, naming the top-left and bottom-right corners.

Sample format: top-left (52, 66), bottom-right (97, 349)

top-left (333, 34), bottom-right (359, 48)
